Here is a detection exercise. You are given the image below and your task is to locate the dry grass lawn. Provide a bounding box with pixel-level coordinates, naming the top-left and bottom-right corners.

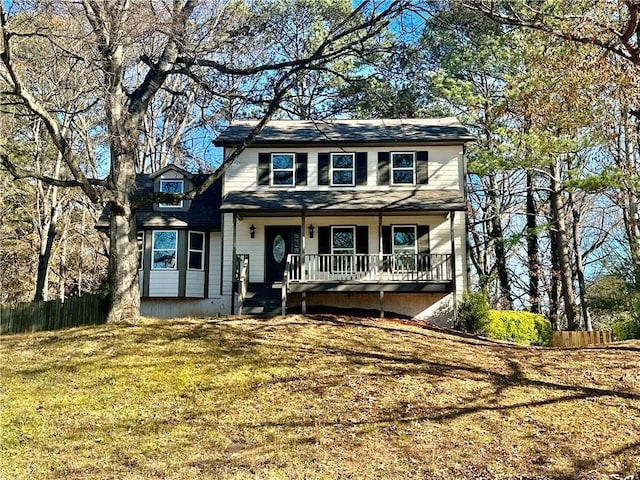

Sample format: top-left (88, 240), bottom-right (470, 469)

top-left (1, 315), bottom-right (639, 479)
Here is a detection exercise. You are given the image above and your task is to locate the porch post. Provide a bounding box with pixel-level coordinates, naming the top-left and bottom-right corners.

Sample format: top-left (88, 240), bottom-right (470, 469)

top-left (450, 210), bottom-right (458, 326)
top-left (301, 212), bottom-right (306, 314)
top-left (231, 212), bottom-right (237, 315)
top-left (301, 212), bottom-right (306, 282)
top-left (378, 211), bottom-right (383, 282)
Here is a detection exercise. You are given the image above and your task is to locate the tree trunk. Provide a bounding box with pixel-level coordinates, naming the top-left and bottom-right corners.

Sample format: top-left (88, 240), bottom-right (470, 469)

top-left (34, 219), bottom-right (56, 301)
top-left (489, 174), bottom-right (513, 309)
top-left (571, 201), bottom-right (593, 331)
top-left (526, 170), bottom-right (541, 314)
top-left (107, 202), bottom-right (140, 323)
top-left (549, 227), bottom-right (560, 330)
top-left (549, 161), bottom-right (578, 330)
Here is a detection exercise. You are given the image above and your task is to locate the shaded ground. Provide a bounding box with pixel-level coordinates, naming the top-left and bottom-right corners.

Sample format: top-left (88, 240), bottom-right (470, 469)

top-left (1, 315), bottom-right (638, 479)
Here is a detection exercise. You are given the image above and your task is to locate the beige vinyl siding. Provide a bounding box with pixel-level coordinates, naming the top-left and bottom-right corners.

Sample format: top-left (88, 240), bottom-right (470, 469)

top-left (185, 271), bottom-right (205, 297)
top-left (148, 271), bottom-right (179, 297)
top-left (221, 213), bottom-right (235, 296)
top-left (208, 232), bottom-right (222, 297)
top-left (223, 145), bottom-right (464, 194)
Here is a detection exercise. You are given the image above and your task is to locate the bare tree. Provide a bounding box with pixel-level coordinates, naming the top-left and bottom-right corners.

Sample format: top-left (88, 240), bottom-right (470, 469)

top-left (0, 0), bottom-right (407, 321)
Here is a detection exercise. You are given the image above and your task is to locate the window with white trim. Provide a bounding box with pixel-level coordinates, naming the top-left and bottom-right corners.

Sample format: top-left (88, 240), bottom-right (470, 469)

top-left (159, 179), bottom-right (184, 207)
top-left (392, 225), bottom-right (417, 270)
top-left (152, 231), bottom-right (177, 269)
top-left (271, 153), bottom-right (295, 186)
top-left (332, 226), bottom-right (355, 272)
top-left (137, 231), bottom-right (144, 270)
top-left (188, 231), bottom-right (205, 270)
top-left (391, 152), bottom-right (416, 185)
top-left (331, 153), bottom-right (355, 186)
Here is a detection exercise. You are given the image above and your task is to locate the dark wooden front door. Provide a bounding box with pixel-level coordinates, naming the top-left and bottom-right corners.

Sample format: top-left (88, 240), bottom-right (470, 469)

top-left (265, 226), bottom-right (301, 285)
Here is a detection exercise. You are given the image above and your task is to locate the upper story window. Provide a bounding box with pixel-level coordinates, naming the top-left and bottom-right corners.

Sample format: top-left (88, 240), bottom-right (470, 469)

top-left (159, 179), bottom-right (184, 208)
top-left (331, 153), bottom-right (355, 186)
top-left (188, 231), bottom-right (205, 270)
top-left (152, 230), bottom-right (177, 269)
top-left (271, 153), bottom-right (295, 186)
top-left (391, 152), bottom-right (416, 185)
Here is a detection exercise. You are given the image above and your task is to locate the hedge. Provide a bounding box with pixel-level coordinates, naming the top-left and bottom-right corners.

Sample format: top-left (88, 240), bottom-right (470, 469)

top-left (478, 310), bottom-right (552, 346)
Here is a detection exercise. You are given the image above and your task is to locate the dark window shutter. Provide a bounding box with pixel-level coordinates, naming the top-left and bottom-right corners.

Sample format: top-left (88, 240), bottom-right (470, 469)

top-left (417, 225), bottom-right (430, 254)
top-left (378, 152), bottom-right (390, 185)
top-left (356, 152), bottom-right (368, 185)
top-left (417, 225), bottom-right (430, 272)
top-left (318, 153), bottom-right (330, 185)
top-left (382, 226), bottom-right (392, 254)
top-left (417, 151), bottom-right (428, 184)
top-left (258, 153), bottom-right (270, 185)
top-left (296, 153), bottom-right (308, 186)
top-left (356, 226), bottom-right (368, 254)
top-left (318, 226), bottom-right (331, 254)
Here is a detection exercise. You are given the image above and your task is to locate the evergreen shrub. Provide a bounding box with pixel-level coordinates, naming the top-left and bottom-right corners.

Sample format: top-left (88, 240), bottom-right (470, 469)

top-left (611, 316), bottom-right (638, 340)
top-left (458, 290), bottom-right (490, 331)
top-left (478, 310), bottom-right (552, 346)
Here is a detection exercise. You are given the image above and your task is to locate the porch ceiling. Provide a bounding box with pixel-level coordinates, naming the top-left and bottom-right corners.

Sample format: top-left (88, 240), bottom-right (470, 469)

top-left (221, 190), bottom-right (467, 214)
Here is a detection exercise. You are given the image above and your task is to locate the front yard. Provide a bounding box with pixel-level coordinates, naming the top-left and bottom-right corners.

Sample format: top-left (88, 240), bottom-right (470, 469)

top-left (1, 315), bottom-right (638, 479)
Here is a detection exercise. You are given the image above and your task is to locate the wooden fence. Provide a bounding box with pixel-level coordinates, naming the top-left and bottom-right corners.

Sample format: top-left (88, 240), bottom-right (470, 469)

top-left (0, 295), bottom-right (107, 335)
top-left (550, 330), bottom-right (612, 348)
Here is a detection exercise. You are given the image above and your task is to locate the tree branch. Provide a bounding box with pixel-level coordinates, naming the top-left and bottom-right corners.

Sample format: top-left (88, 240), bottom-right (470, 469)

top-left (1, 153), bottom-right (109, 188)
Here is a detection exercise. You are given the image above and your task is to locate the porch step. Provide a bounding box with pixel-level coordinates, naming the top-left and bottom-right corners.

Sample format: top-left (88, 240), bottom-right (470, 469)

top-left (240, 284), bottom-right (282, 316)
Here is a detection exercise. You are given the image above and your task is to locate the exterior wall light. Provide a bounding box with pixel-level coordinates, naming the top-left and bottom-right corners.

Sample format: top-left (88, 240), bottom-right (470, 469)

top-left (308, 224), bottom-right (314, 239)
top-left (250, 224), bottom-right (256, 238)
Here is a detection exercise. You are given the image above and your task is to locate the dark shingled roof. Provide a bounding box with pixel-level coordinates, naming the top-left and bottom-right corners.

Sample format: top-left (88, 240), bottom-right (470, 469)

top-left (214, 118), bottom-right (476, 147)
top-left (97, 173), bottom-right (223, 230)
top-left (221, 190), bottom-right (467, 213)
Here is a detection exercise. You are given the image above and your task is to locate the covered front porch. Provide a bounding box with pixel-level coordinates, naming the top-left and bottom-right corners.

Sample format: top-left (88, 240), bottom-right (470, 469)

top-left (223, 189), bottom-right (467, 319)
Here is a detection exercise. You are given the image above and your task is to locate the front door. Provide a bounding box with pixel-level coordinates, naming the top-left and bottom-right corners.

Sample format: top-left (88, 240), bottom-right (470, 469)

top-left (265, 226), bottom-right (301, 285)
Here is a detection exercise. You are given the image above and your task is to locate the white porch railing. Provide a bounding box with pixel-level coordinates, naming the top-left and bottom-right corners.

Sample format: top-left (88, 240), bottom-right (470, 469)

top-left (287, 253), bottom-right (452, 283)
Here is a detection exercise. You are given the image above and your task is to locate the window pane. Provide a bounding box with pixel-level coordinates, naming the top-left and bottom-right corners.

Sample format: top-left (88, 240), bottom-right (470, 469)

top-left (333, 170), bottom-right (353, 185)
top-left (152, 231), bottom-right (177, 269)
top-left (393, 170), bottom-right (414, 184)
top-left (393, 227), bottom-right (416, 248)
top-left (189, 232), bottom-right (203, 251)
top-left (161, 180), bottom-right (183, 194)
top-left (332, 154), bottom-right (353, 168)
top-left (154, 231), bottom-right (177, 249)
top-left (153, 250), bottom-right (176, 269)
top-left (273, 171), bottom-right (294, 185)
top-left (188, 251), bottom-right (203, 270)
top-left (272, 154), bottom-right (294, 170)
top-left (333, 229), bottom-right (354, 249)
top-left (393, 153), bottom-right (414, 168)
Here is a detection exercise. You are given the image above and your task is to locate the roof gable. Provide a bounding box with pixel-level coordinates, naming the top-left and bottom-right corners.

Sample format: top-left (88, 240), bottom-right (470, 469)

top-left (149, 164), bottom-right (193, 179)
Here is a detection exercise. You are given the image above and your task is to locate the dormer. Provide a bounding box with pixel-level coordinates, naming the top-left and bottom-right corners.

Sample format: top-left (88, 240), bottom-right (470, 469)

top-left (150, 164), bottom-right (194, 211)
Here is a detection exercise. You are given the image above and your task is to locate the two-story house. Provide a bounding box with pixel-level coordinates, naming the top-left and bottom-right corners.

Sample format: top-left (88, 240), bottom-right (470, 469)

top-left (112, 118), bottom-right (473, 325)
top-left (214, 118), bottom-right (474, 325)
